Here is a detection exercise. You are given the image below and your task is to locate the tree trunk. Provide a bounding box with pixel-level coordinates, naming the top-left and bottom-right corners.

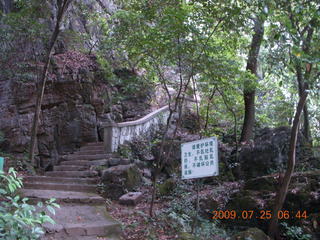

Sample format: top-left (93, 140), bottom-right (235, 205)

top-left (1, 0), bottom-right (13, 13)
top-left (268, 91), bottom-right (308, 239)
top-left (302, 104), bottom-right (311, 142)
top-left (296, 63), bottom-right (311, 143)
top-left (29, 0), bottom-right (72, 167)
top-left (240, 16), bottom-right (264, 142)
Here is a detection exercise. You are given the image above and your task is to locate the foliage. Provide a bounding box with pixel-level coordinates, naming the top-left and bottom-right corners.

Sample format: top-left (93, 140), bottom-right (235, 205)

top-left (97, 55), bottom-right (153, 103)
top-left (0, 168), bottom-right (59, 240)
top-left (117, 127), bottom-right (162, 161)
top-left (117, 143), bottom-right (134, 160)
top-left (280, 222), bottom-right (312, 240)
top-left (158, 181), bottom-right (228, 239)
top-left (263, 0), bottom-right (320, 142)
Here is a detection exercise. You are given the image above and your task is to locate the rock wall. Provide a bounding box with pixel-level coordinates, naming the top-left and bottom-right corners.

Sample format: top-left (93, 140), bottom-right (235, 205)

top-left (237, 126), bottom-right (311, 180)
top-left (0, 1), bottom-right (156, 167)
top-left (0, 52), bottom-right (109, 166)
top-left (0, 50), bottom-right (154, 168)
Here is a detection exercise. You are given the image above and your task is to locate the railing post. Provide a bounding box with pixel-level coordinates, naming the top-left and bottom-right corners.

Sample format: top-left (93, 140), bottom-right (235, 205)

top-left (103, 125), bottom-right (113, 153)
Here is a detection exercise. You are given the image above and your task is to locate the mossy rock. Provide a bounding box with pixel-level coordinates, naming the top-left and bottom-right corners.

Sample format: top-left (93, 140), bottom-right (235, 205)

top-left (226, 190), bottom-right (261, 211)
top-left (244, 176), bottom-right (277, 192)
top-left (158, 178), bottom-right (176, 196)
top-left (101, 164), bottom-right (141, 200)
top-left (224, 190), bottom-right (266, 230)
top-left (284, 189), bottom-right (316, 213)
top-left (230, 228), bottom-right (271, 240)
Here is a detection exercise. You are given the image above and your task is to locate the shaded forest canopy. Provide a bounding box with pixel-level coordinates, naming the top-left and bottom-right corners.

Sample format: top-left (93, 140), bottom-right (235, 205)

top-left (1, 0), bottom-right (319, 145)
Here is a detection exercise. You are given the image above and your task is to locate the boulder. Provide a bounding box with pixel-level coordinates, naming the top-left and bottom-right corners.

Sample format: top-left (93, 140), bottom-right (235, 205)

top-left (224, 190), bottom-right (267, 230)
top-left (244, 176), bottom-right (278, 192)
top-left (226, 171), bottom-right (320, 231)
top-left (142, 168), bottom-right (152, 178)
top-left (230, 228), bottom-right (271, 240)
top-left (226, 190), bottom-right (263, 212)
top-left (283, 188), bottom-right (320, 219)
top-left (238, 127), bottom-right (310, 180)
top-left (119, 192), bottom-right (143, 206)
top-left (101, 164), bottom-right (141, 200)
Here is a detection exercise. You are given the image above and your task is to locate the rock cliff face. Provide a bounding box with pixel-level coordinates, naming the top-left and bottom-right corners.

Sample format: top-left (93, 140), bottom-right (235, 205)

top-left (237, 127), bottom-right (311, 180)
top-left (0, 0), bottom-right (155, 167)
top-left (0, 52), bottom-right (107, 166)
top-left (1, 52), bottom-right (153, 168)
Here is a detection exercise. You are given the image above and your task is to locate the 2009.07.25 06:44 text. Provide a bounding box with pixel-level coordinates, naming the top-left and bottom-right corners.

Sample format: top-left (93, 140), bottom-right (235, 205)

top-left (212, 210), bottom-right (308, 220)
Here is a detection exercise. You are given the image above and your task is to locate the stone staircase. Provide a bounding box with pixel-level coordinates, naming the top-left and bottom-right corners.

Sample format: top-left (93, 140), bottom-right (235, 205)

top-left (21, 142), bottom-right (122, 240)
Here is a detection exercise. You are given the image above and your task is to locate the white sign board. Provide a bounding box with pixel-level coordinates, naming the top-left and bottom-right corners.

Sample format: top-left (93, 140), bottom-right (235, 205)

top-left (181, 137), bottom-right (219, 180)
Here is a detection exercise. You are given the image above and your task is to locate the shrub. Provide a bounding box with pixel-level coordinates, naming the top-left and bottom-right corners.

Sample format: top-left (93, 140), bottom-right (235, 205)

top-left (0, 168), bottom-right (59, 240)
top-left (281, 222), bottom-right (312, 240)
top-left (158, 182), bottom-right (228, 239)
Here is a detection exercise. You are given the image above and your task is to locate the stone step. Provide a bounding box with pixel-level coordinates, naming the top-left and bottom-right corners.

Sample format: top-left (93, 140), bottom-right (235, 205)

top-left (41, 205), bottom-right (121, 239)
top-left (84, 142), bottom-right (104, 147)
top-left (54, 165), bottom-right (89, 171)
top-left (42, 235), bottom-right (120, 240)
top-left (75, 150), bottom-right (106, 155)
top-left (23, 182), bottom-right (97, 193)
top-left (66, 154), bottom-right (108, 161)
top-left (20, 189), bottom-right (105, 205)
top-left (60, 160), bottom-right (91, 166)
top-left (80, 145), bottom-right (105, 152)
top-left (44, 222), bottom-right (121, 239)
top-left (89, 159), bottom-right (110, 166)
top-left (45, 171), bottom-right (98, 178)
top-left (23, 176), bottom-right (98, 185)
top-left (59, 159), bottom-right (110, 168)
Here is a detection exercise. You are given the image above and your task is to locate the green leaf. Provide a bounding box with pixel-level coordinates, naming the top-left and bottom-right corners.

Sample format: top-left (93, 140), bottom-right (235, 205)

top-left (46, 206), bottom-right (55, 215)
top-left (8, 183), bottom-right (14, 193)
top-left (48, 198), bottom-right (56, 203)
top-left (279, 81), bottom-right (283, 87)
top-left (0, 189), bottom-right (7, 194)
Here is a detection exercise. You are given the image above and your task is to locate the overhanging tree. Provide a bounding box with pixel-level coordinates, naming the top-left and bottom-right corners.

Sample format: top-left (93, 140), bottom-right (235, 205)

top-left (29, 0), bottom-right (73, 167)
top-left (267, 0), bottom-right (320, 143)
top-left (105, 0), bottom-right (251, 217)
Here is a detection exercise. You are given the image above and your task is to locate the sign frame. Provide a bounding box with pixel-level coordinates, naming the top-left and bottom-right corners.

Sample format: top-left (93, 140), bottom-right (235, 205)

top-left (181, 136), bottom-right (219, 180)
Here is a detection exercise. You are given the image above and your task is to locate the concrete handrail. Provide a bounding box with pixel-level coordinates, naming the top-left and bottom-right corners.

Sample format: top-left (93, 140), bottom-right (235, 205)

top-left (102, 97), bottom-right (197, 153)
top-left (103, 105), bottom-right (171, 152)
top-left (101, 105), bottom-right (169, 128)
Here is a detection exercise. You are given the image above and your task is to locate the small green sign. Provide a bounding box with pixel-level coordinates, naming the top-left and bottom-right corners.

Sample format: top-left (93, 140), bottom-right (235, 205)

top-left (0, 157), bottom-right (4, 171)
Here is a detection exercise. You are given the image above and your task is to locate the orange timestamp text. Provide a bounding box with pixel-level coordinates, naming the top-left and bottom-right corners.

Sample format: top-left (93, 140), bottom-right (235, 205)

top-left (212, 210), bottom-right (308, 220)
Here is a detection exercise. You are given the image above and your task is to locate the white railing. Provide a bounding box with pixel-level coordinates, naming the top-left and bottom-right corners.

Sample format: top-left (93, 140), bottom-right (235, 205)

top-left (102, 97), bottom-right (197, 153)
top-left (102, 106), bottom-right (170, 152)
